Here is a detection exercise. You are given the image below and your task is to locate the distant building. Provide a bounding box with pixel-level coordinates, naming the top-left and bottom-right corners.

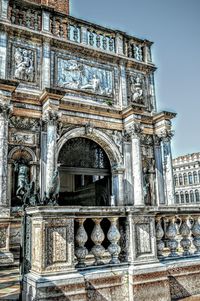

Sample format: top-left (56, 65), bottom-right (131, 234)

top-left (173, 153), bottom-right (200, 204)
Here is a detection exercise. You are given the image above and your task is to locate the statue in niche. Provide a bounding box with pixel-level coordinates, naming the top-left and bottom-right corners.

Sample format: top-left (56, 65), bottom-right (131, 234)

top-left (142, 159), bottom-right (155, 205)
top-left (129, 75), bottom-right (143, 103)
top-left (14, 48), bottom-right (34, 82)
top-left (14, 158), bottom-right (30, 198)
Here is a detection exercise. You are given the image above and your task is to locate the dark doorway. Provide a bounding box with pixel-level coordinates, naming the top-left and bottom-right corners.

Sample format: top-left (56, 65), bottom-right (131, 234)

top-left (58, 137), bottom-right (111, 206)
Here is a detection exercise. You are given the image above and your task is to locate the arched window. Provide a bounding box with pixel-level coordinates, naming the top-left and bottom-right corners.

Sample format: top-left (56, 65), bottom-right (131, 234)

top-left (190, 190), bottom-right (194, 203)
top-left (185, 191), bottom-right (189, 203)
top-left (193, 171), bottom-right (198, 184)
top-left (180, 191), bottom-right (184, 203)
top-left (175, 193), bottom-right (179, 204)
top-left (188, 172), bottom-right (193, 185)
top-left (174, 175), bottom-right (178, 187)
top-left (179, 174), bottom-right (183, 186)
top-left (183, 173), bottom-right (188, 185)
top-left (198, 171), bottom-right (200, 183)
top-left (195, 190), bottom-right (200, 203)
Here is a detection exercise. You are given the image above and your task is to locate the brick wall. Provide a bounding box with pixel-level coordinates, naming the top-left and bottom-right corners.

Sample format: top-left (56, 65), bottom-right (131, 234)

top-left (28, 0), bottom-right (70, 15)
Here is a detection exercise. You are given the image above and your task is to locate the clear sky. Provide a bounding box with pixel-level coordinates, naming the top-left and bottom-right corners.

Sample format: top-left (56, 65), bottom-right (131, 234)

top-left (70, 0), bottom-right (200, 158)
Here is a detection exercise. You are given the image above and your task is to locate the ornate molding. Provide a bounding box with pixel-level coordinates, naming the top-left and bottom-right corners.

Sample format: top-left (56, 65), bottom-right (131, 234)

top-left (125, 122), bottom-right (143, 140)
top-left (159, 129), bottom-right (174, 143)
top-left (42, 109), bottom-right (61, 126)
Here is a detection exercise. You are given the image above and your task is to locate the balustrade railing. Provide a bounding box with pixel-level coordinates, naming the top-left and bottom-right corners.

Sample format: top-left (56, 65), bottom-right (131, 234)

top-left (7, 1), bottom-right (152, 61)
top-left (156, 214), bottom-right (200, 259)
top-left (74, 216), bottom-right (123, 268)
top-left (9, 2), bottom-right (42, 31)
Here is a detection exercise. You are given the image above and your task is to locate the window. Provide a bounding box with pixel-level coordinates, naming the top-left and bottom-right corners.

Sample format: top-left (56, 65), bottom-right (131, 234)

top-left (195, 190), bottom-right (200, 203)
top-left (193, 171), bottom-right (198, 184)
top-left (174, 175), bottom-right (178, 187)
top-left (180, 192), bottom-right (184, 203)
top-left (190, 191), bottom-right (194, 203)
top-left (185, 191), bottom-right (189, 203)
top-left (175, 193), bottom-right (179, 204)
top-left (183, 173), bottom-right (188, 185)
top-left (179, 174), bottom-right (183, 186)
top-left (188, 173), bottom-right (193, 185)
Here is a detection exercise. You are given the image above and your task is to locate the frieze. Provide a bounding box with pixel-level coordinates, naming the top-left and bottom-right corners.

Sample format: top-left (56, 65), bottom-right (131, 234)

top-left (57, 58), bottom-right (113, 97)
top-left (9, 116), bottom-right (40, 131)
top-left (9, 131), bottom-right (35, 145)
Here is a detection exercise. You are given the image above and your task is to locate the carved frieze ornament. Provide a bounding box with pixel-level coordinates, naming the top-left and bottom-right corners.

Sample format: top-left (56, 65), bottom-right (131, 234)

top-left (0, 98), bottom-right (13, 119)
top-left (13, 47), bottom-right (35, 82)
top-left (9, 116), bottom-right (40, 131)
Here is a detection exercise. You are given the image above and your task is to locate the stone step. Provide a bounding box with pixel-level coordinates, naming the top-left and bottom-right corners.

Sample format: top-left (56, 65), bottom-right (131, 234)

top-left (0, 266), bottom-right (20, 301)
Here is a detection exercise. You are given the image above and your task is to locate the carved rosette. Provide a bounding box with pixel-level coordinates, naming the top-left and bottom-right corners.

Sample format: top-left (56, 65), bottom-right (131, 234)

top-left (107, 217), bottom-right (121, 264)
top-left (165, 217), bottom-right (178, 257)
top-left (191, 216), bottom-right (200, 254)
top-left (179, 216), bottom-right (191, 256)
top-left (91, 218), bottom-right (105, 265)
top-left (155, 217), bottom-right (165, 258)
top-left (75, 218), bottom-right (88, 268)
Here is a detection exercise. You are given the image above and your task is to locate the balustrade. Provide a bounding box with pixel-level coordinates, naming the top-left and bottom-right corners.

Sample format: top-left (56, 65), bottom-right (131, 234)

top-left (87, 29), bottom-right (115, 52)
top-left (75, 216), bottom-right (122, 268)
top-left (9, 2), bottom-right (41, 31)
top-left (155, 214), bottom-right (200, 259)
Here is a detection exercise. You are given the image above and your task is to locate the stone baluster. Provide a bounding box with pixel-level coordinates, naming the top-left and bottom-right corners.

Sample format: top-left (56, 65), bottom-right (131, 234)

top-left (109, 37), bottom-right (115, 52)
top-left (0, 98), bottom-right (12, 208)
top-left (89, 30), bottom-right (94, 46)
top-left (73, 26), bottom-right (79, 42)
top-left (91, 218), bottom-right (105, 265)
top-left (102, 36), bottom-right (107, 50)
top-left (96, 33), bottom-right (101, 48)
top-left (160, 129), bottom-right (175, 205)
top-left (155, 216), bottom-right (165, 258)
top-left (107, 217), bottom-right (121, 264)
top-left (75, 218), bottom-right (88, 268)
top-left (127, 123), bottom-right (144, 206)
top-left (179, 216), bottom-right (191, 256)
top-left (165, 216), bottom-right (178, 257)
top-left (191, 216), bottom-right (200, 254)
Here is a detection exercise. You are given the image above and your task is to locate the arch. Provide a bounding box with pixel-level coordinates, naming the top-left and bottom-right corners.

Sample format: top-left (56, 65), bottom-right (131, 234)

top-left (190, 190), bottom-right (194, 203)
top-left (185, 191), bottom-right (189, 203)
top-left (180, 191), bottom-right (184, 203)
top-left (179, 174), bottom-right (183, 186)
top-left (8, 146), bottom-right (37, 162)
top-left (195, 189), bottom-right (200, 203)
top-left (193, 171), bottom-right (198, 184)
top-left (188, 172), bottom-right (193, 185)
top-left (175, 192), bottom-right (179, 204)
top-left (57, 127), bottom-right (123, 168)
top-left (183, 173), bottom-right (188, 185)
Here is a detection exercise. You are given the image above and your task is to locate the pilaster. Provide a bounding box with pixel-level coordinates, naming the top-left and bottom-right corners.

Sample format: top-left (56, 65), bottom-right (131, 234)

top-left (154, 135), bottom-right (165, 204)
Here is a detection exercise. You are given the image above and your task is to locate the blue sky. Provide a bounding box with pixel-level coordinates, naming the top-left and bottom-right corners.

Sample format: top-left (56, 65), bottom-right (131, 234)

top-left (71, 0), bottom-right (200, 158)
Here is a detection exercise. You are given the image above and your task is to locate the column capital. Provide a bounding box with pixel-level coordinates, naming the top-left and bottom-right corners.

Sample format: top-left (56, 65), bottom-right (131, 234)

top-left (126, 122), bottom-right (143, 140)
top-left (42, 109), bottom-right (62, 126)
top-left (159, 129), bottom-right (174, 143)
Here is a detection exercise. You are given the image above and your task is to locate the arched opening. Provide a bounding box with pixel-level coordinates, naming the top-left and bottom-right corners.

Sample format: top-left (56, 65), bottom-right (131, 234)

top-left (58, 137), bottom-right (111, 206)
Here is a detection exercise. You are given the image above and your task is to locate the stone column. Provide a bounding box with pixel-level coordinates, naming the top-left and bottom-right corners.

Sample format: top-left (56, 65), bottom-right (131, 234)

top-left (128, 123), bottom-right (144, 206)
top-left (160, 130), bottom-right (175, 205)
top-left (42, 109), bottom-right (59, 198)
top-left (119, 61), bottom-right (127, 108)
top-left (0, 97), bottom-right (12, 209)
top-left (112, 165), bottom-right (125, 206)
top-left (154, 135), bottom-right (165, 205)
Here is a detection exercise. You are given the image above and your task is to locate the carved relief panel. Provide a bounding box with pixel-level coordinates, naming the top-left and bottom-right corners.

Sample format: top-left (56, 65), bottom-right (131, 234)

top-left (8, 37), bottom-right (41, 87)
top-left (127, 71), bottom-right (146, 106)
top-left (52, 51), bottom-right (120, 105)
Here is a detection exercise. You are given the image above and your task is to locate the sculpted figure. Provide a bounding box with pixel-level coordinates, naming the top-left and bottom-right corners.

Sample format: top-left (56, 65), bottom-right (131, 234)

top-left (143, 167), bottom-right (151, 205)
top-left (130, 75), bottom-right (143, 103)
top-left (14, 159), bottom-right (29, 197)
top-left (81, 74), bottom-right (100, 92)
top-left (14, 48), bottom-right (34, 82)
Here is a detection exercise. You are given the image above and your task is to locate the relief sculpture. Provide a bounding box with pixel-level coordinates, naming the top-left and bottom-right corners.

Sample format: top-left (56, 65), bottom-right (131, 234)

top-left (14, 47), bottom-right (35, 82)
top-left (57, 58), bottom-right (113, 96)
top-left (128, 73), bottom-right (144, 104)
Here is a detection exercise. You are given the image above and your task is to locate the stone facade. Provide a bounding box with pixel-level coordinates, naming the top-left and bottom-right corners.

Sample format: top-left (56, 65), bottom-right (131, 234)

top-left (0, 0), bottom-right (200, 300)
top-left (173, 153), bottom-right (200, 204)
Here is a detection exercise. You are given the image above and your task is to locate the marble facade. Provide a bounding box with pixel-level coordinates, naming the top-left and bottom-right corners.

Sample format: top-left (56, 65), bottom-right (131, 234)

top-left (0, 0), bottom-right (199, 300)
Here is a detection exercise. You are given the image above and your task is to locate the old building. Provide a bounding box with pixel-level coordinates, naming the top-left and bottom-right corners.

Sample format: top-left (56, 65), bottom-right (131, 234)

top-left (173, 153), bottom-right (200, 204)
top-left (0, 0), bottom-right (200, 300)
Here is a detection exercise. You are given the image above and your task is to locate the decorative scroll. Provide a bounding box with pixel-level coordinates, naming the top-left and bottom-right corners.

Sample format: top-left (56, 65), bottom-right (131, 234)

top-left (57, 58), bottom-right (113, 96)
